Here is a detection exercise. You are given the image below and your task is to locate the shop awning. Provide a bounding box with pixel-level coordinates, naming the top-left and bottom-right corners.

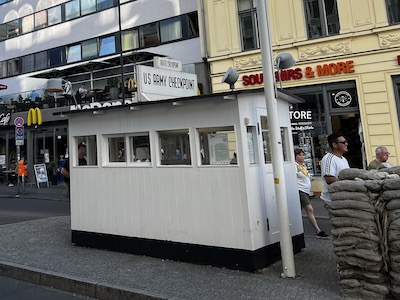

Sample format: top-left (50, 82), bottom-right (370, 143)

top-left (0, 83), bottom-right (7, 90)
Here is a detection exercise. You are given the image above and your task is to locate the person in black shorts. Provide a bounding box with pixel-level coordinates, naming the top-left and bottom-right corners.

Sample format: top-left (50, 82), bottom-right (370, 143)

top-left (295, 149), bottom-right (329, 238)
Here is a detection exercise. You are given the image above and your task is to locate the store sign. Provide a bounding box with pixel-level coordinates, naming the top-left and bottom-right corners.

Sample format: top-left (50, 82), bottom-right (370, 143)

top-left (71, 99), bottom-right (134, 111)
top-left (0, 112), bottom-right (11, 126)
top-left (290, 110), bottom-right (314, 132)
top-left (242, 60), bottom-right (355, 86)
top-left (27, 108), bottom-right (42, 126)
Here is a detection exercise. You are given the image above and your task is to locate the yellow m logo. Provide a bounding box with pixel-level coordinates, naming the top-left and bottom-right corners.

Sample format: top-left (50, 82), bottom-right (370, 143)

top-left (27, 108), bottom-right (42, 126)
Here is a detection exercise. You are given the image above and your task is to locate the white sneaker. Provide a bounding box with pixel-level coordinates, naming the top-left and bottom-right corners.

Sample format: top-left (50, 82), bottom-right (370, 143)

top-left (8, 183), bottom-right (13, 187)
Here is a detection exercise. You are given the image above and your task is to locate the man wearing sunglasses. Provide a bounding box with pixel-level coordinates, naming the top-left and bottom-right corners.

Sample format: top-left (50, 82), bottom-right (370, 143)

top-left (320, 133), bottom-right (350, 208)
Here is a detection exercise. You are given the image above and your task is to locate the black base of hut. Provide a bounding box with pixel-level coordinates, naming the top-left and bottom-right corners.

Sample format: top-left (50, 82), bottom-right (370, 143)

top-left (71, 230), bottom-right (305, 272)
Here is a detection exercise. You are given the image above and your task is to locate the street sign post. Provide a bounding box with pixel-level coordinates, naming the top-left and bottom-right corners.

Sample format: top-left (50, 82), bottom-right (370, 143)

top-left (14, 117), bottom-right (25, 196)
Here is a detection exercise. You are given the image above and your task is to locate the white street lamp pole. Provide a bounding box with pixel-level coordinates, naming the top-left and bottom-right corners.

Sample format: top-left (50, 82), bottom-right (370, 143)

top-left (256, 0), bottom-right (296, 278)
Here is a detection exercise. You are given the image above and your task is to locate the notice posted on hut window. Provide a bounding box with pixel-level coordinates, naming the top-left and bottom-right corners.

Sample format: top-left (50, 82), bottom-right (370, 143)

top-left (208, 133), bottom-right (230, 165)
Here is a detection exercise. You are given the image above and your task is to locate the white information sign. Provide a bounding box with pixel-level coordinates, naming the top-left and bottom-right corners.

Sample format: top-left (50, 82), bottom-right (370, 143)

top-left (137, 65), bottom-right (198, 101)
top-left (34, 164), bottom-right (48, 187)
top-left (208, 133), bottom-right (230, 165)
top-left (154, 57), bottom-right (182, 71)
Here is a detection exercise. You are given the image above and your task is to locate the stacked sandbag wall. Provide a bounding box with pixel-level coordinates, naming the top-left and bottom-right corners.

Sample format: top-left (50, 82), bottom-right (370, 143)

top-left (329, 167), bottom-right (400, 299)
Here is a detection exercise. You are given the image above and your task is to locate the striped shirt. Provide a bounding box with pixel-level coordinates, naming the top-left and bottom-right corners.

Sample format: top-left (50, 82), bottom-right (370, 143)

top-left (320, 153), bottom-right (349, 205)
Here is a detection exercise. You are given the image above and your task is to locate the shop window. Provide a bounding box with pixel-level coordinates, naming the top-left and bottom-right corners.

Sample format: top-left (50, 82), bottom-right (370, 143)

top-left (159, 129), bottom-right (191, 165)
top-left (304, 0), bottom-right (340, 39)
top-left (198, 126), bottom-right (237, 165)
top-left (122, 29), bottom-right (139, 51)
top-left (82, 0), bottom-right (96, 16)
top-left (238, 0), bottom-right (259, 51)
top-left (139, 23), bottom-right (160, 47)
top-left (48, 6), bottom-right (62, 26)
top-left (160, 16), bottom-right (182, 43)
top-left (65, 0), bottom-right (80, 21)
top-left (387, 0), bottom-right (400, 24)
top-left (35, 11), bottom-right (47, 30)
top-left (75, 136), bottom-right (97, 166)
top-left (99, 36), bottom-right (116, 56)
top-left (82, 39), bottom-right (98, 60)
top-left (130, 133), bottom-right (151, 163)
top-left (67, 44), bottom-right (82, 63)
top-left (108, 136), bottom-right (126, 163)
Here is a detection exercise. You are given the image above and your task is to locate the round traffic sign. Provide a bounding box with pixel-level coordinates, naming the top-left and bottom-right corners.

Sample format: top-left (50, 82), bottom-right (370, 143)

top-left (14, 117), bottom-right (24, 127)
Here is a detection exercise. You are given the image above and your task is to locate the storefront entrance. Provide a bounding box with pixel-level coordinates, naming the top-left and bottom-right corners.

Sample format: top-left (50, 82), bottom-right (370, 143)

top-left (287, 81), bottom-right (365, 175)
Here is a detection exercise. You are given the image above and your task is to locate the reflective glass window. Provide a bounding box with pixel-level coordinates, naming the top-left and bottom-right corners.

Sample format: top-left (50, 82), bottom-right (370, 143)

top-left (159, 129), bottom-right (191, 165)
top-left (67, 44), bottom-right (82, 63)
top-left (65, 0), bottom-right (80, 21)
top-left (82, 39), bottom-right (98, 59)
top-left (122, 30), bottom-right (139, 51)
top-left (97, 0), bottom-right (113, 11)
top-left (49, 47), bottom-right (63, 67)
top-left (7, 59), bottom-right (19, 76)
top-left (108, 137), bottom-right (126, 162)
top-left (130, 134), bottom-right (151, 163)
top-left (82, 0), bottom-right (96, 15)
top-left (21, 15), bottom-right (34, 34)
top-left (160, 16), bottom-right (182, 43)
top-left (198, 126), bottom-right (237, 165)
top-left (22, 54), bottom-right (35, 73)
top-left (99, 36), bottom-right (116, 56)
top-left (75, 136), bottom-right (97, 166)
top-left (139, 23), bottom-right (160, 47)
top-left (35, 11), bottom-right (47, 30)
top-left (48, 6), bottom-right (62, 26)
top-left (7, 19), bottom-right (19, 38)
top-left (35, 51), bottom-right (48, 70)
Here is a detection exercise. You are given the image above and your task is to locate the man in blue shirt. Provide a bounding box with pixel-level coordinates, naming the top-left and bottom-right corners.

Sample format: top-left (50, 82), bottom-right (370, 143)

top-left (29, 90), bottom-right (40, 103)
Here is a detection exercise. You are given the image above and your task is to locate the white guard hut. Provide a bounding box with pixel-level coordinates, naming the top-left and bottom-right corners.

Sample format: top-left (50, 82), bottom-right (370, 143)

top-left (67, 89), bottom-right (304, 271)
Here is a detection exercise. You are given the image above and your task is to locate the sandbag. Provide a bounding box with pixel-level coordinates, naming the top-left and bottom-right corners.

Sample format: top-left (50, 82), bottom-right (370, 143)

top-left (329, 208), bottom-right (375, 221)
top-left (331, 191), bottom-right (370, 202)
top-left (329, 180), bottom-right (368, 193)
top-left (330, 217), bottom-right (376, 231)
top-left (330, 200), bottom-right (375, 212)
top-left (381, 190), bottom-right (400, 201)
top-left (335, 249), bottom-right (382, 263)
top-left (383, 179), bottom-right (400, 191)
top-left (339, 268), bottom-right (386, 284)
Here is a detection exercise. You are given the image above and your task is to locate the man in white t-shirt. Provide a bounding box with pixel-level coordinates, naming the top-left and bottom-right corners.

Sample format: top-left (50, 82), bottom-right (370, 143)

top-left (320, 133), bottom-right (350, 207)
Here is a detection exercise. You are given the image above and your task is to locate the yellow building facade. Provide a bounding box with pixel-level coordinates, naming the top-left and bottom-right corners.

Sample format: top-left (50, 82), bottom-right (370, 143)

top-left (202, 0), bottom-right (400, 192)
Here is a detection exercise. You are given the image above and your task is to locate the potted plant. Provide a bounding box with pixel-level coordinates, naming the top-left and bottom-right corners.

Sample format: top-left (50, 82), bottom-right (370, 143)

top-left (107, 77), bottom-right (119, 99)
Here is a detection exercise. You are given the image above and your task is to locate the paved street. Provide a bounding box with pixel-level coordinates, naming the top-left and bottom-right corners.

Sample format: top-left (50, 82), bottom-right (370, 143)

top-left (0, 276), bottom-right (95, 300)
top-left (0, 196), bottom-right (69, 225)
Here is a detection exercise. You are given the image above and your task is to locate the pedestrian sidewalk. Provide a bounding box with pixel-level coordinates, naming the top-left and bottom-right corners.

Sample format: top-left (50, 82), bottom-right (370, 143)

top-left (0, 221), bottom-right (341, 299)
